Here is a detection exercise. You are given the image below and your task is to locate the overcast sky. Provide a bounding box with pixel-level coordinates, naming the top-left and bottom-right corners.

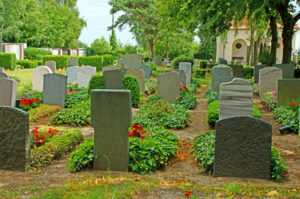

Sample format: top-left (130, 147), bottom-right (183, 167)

top-left (77, 0), bottom-right (136, 46)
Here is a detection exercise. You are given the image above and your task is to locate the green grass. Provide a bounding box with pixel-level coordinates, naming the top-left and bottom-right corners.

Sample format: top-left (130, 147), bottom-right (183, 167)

top-left (8, 69), bottom-right (33, 92)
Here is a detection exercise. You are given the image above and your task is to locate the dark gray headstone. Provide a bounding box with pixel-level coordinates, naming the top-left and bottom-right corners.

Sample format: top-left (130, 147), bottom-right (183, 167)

top-left (0, 79), bottom-right (17, 107)
top-left (278, 79), bottom-right (300, 106)
top-left (0, 72), bottom-right (9, 79)
top-left (254, 65), bottom-right (267, 83)
top-left (212, 64), bottom-right (233, 92)
top-left (103, 70), bottom-right (123, 89)
top-left (67, 66), bottom-right (78, 84)
top-left (273, 64), bottom-right (295, 78)
top-left (231, 65), bottom-right (243, 78)
top-left (174, 70), bottom-right (186, 85)
top-left (179, 62), bottom-right (192, 83)
top-left (43, 74), bottom-right (67, 107)
top-left (219, 58), bottom-right (228, 65)
top-left (102, 66), bottom-right (118, 72)
top-left (69, 58), bottom-right (78, 66)
top-left (139, 64), bottom-right (152, 79)
top-left (214, 116), bottom-right (272, 179)
top-left (45, 60), bottom-right (56, 73)
top-left (0, 106), bottom-right (29, 172)
top-left (91, 89), bottom-right (131, 171)
top-left (158, 71), bottom-right (180, 103)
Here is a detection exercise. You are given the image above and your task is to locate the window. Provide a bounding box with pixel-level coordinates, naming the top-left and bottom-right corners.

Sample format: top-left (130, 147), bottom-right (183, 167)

top-left (235, 43), bottom-right (242, 49)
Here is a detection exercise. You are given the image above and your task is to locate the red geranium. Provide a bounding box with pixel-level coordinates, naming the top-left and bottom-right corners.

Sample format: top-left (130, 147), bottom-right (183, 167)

top-left (184, 191), bottom-right (193, 197)
top-left (128, 123), bottom-right (150, 140)
top-left (290, 102), bottom-right (295, 106)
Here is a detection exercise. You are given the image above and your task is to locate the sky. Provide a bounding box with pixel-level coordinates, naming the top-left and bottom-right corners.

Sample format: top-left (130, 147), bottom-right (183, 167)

top-left (77, 0), bottom-right (136, 46)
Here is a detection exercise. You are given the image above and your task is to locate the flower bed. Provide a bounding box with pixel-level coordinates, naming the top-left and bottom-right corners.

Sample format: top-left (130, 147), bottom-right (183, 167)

top-left (273, 102), bottom-right (299, 133)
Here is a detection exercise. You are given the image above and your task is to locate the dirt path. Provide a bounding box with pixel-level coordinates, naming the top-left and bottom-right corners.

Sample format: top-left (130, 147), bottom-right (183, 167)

top-left (0, 85), bottom-right (299, 198)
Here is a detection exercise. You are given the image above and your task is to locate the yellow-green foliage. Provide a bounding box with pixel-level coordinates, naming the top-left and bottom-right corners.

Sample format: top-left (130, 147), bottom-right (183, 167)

top-left (0, 53), bottom-right (16, 70)
top-left (28, 104), bottom-right (62, 123)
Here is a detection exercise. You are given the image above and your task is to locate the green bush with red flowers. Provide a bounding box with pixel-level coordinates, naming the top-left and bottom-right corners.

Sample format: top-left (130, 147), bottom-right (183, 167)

top-left (19, 98), bottom-right (42, 111)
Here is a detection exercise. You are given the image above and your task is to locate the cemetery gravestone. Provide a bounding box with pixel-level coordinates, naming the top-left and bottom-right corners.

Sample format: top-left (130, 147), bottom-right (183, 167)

top-left (278, 79), bottom-right (300, 106)
top-left (102, 66), bottom-right (118, 72)
top-left (212, 64), bottom-right (233, 92)
top-left (124, 54), bottom-right (143, 69)
top-left (0, 107), bottom-right (29, 172)
top-left (91, 89), bottom-right (131, 171)
top-left (158, 72), bottom-right (180, 103)
top-left (0, 79), bottom-right (17, 107)
top-left (103, 70), bottom-right (123, 89)
top-left (273, 64), bottom-right (295, 78)
top-left (32, 66), bottom-right (52, 91)
top-left (0, 67), bottom-right (4, 72)
top-left (214, 116), bottom-right (272, 179)
top-left (219, 58), bottom-right (228, 65)
top-left (175, 70), bottom-right (186, 85)
top-left (154, 56), bottom-right (162, 66)
top-left (139, 64), bottom-right (152, 79)
top-left (69, 58), bottom-right (78, 66)
top-left (179, 62), bottom-right (192, 83)
top-left (77, 66), bottom-right (96, 88)
top-left (43, 74), bottom-right (67, 107)
top-left (259, 67), bottom-right (282, 97)
top-left (231, 65), bottom-right (243, 78)
top-left (254, 65), bottom-right (267, 83)
top-left (219, 78), bottom-right (253, 120)
top-left (126, 69), bottom-right (145, 93)
top-left (45, 60), bottom-right (56, 73)
top-left (67, 66), bottom-right (78, 84)
top-left (0, 72), bottom-right (9, 79)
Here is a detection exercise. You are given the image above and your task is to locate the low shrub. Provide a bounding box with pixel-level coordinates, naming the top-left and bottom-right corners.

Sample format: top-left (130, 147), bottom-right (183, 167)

top-left (0, 53), bottom-right (16, 70)
top-left (102, 54), bottom-right (114, 66)
top-left (176, 88), bottom-right (197, 110)
top-left (43, 55), bottom-right (69, 69)
top-left (79, 56), bottom-right (103, 71)
top-left (16, 60), bottom-right (38, 69)
top-left (274, 104), bottom-right (299, 133)
top-left (186, 83), bottom-right (197, 94)
top-left (19, 98), bottom-right (42, 112)
top-left (88, 75), bottom-right (104, 95)
top-left (253, 105), bottom-right (262, 119)
top-left (173, 55), bottom-right (193, 69)
top-left (261, 92), bottom-right (277, 111)
top-left (123, 75), bottom-right (140, 108)
top-left (199, 60), bottom-right (207, 68)
top-left (25, 47), bottom-right (52, 60)
top-left (156, 67), bottom-right (170, 73)
top-left (145, 79), bottom-right (157, 95)
top-left (206, 92), bottom-right (218, 104)
top-left (28, 104), bottom-right (62, 123)
top-left (133, 99), bottom-right (189, 129)
top-left (243, 66), bottom-right (254, 79)
top-left (195, 70), bottom-right (206, 78)
top-left (259, 50), bottom-right (274, 66)
top-left (65, 88), bottom-right (89, 108)
top-left (191, 78), bottom-right (201, 88)
top-left (193, 131), bottom-right (286, 179)
top-left (28, 128), bottom-right (83, 169)
top-left (51, 100), bottom-right (91, 126)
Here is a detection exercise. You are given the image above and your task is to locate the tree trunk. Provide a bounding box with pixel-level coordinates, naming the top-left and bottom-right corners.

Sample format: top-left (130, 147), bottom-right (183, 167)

top-left (254, 33), bottom-right (264, 65)
top-left (149, 39), bottom-right (155, 58)
top-left (166, 37), bottom-right (169, 59)
top-left (281, 23), bottom-right (294, 63)
top-left (248, 27), bottom-right (255, 66)
top-left (270, 15), bottom-right (278, 64)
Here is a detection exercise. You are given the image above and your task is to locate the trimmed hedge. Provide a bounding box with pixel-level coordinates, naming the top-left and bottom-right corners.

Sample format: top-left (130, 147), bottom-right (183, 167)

top-left (0, 53), bottom-right (16, 70)
top-left (79, 56), bottom-right (103, 71)
top-left (24, 47), bottom-right (52, 60)
top-left (88, 75), bottom-right (104, 95)
top-left (102, 54), bottom-right (114, 66)
top-left (173, 56), bottom-right (193, 69)
top-left (16, 60), bottom-right (38, 69)
top-left (243, 66), bottom-right (254, 79)
top-left (43, 55), bottom-right (69, 69)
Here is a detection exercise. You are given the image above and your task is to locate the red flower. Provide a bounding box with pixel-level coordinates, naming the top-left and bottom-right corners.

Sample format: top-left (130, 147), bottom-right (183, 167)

top-left (184, 191), bottom-right (192, 197)
top-left (30, 127), bottom-right (39, 134)
top-left (298, 102), bottom-right (300, 105)
top-left (140, 135), bottom-right (145, 140)
top-left (290, 102), bottom-right (295, 106)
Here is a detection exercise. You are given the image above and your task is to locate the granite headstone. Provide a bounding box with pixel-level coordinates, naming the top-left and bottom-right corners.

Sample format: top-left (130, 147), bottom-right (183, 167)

top-left (102, 66), bottom-right (118, 72)
top-left (126, 69), bottom-right (145, 93)
top-left (67, 66), bottom-right (78, 84)
top-left (124, 54), bottom-right (143, 69)
top-left (103, 69), bottom-right (123, 89)
top-left (273, 64), bottom-right (295, 78)
top-left (43, 74), bottom-right (67, 107)
top-left (154, 56), bottom-right (162, 66)
top-left (32, 66), bottom-right (52, 91)
top-left (278, 79), bottom-right (300, 106)
top-left (0, 79), bottom-right (17, 107)
top-left (254, 65), bottom-right (267, 83)
top-left (158, 71), bottom-right (180, 103)
top-left (179, 62), bottom-right (192, 83)
top-left (212, 64), bottom-right (233, 92)
top-left (139, 64), bottom-right (152, 79)
top-left (259, 67), bottom-right (282, 97)
top-left (45, 60), bottom-right (56, 73)
top-left (77, 66), bottom-right (96, 88)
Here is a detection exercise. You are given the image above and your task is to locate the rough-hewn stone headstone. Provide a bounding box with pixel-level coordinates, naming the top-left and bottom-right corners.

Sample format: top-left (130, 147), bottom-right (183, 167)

top-left (158, 72), bottom-right (180, 103)
top-left (273, 64), bottom-right (295, 78)
top-left (0, 72), bottom-right (9, 79)
top-left (219, 58), bottom-right (228, 65)
top-left (219, 78), bottom-right (253, 120)
top-left (104, 70), bottom-right (123, 89)
top-left (67, 66), bottom-right (78, 84)
top-left (32, 66), bottom-right (52, 91)
top-left (278, 79), bottom-right (300, 106)
top-left (259, 67), bottom-right (282, 97)
top-left (254, 65), bottom-right (267, 83)
top-left (214, 116), bottom-right (272, 179)
top-left (139, 64), bottom-right (152, 79)
top-left (43, 74), bottom-right (67, 107)
top-left (45, 60), bottom-right (56, 73)
top-left (179, 62), bottom-right (192, 83)
top-left (175, 70), bottom-right (186, 85)
top-left (231, 65), bottom-right (243, 78)
top-left (0, 107), bottom-right (29, 172)
top-left (69, 58), bottom-right (78, 66)
top-left (154, 56), bottom-right (162, 66)
top-left (91, 89), bottom-right (131, 171)
top-left (124, 54), bottom-right (143, 69)
top-left (126, 69), bottom-right (145, 93)
top-left (0, 79), bottom-right (17, 107)
top-left (77, 66), bottom-right (96, 88)
top-left (212, 64), bottom-right (233, 92)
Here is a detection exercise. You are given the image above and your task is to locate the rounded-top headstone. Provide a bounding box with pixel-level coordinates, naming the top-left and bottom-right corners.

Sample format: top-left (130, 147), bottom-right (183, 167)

top-left (45, 60), bottom-right (56, 73)
top-left (212, 64), bottom-right (233, 92)
top-left (218, 58), bottom-right (228, 65)
top-left (259, 67), bottom-right (282, 97)
top-left (179, 62), bottom-right (192, 83)
top-left (32, 66), bottom-right (53, 91)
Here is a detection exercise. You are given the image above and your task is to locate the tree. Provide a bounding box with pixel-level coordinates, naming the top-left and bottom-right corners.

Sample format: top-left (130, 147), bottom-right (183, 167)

top-left (109, 0), bottom-right (160, 57)
top-left (91, 37), bottom-right (112, 55)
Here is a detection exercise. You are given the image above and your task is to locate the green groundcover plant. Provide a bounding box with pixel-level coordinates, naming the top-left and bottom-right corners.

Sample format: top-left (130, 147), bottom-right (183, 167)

top-left (193, 131), bottom-right (286, 179)
top-left (68, 125), bottom-right (179, 174)
top-left (273, 102), bottom-right (299, 133)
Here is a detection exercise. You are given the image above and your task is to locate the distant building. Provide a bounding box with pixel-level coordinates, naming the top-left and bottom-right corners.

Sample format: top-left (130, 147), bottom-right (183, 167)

top-left (0, 42), bottom-right (27, 60)
top-left (216, 22), bottom-right (299, 64)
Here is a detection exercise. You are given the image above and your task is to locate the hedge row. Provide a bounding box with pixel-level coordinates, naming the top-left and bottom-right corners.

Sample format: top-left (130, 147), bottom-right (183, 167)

top-left (24, 47), bottom-right (52, 60)
top-left (0, 53), bottom-right (16, 70)
top-left (16, 60), bottom-right (38, 69)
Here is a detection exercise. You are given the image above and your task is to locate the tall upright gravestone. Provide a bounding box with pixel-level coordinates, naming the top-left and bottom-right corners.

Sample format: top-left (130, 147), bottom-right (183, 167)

top-left (175, 70), bottom-right (186, 85)
top-left (179, 62), bottom-right (192, 83)
top-left (103, 70), bottom-right (123, 89)
top-left (126, 69), bottom-right (145, 93)
top-left (214, 116), bottom-right (272, 179)
top-left (67, 66), bottom-right (78, 84)
top-left (45, 60), bottom-right (56, 73)
top-left (102, 66), bottom-right (118, 72)
top-left (219, 78), bottom-right (253, 120)
top-left (0, 107), bottom-right (30, 172)
top-left (124, 54), bottom-right (143, 69)
top-left (158, 71), bottom-right (180, 104)
top-left (32, 66), bottom-right (52, 91)
top-left (77, 66), bottom-right (96, 88)
top-left (43, 74), bottom-right (67, 107)
top-left (273, 64), bottom-right (295, 78)
top-left (91, 90), bottom-right (131, 171)
top-left (254, 65), bottom-right (267, 83)
top-left (259, 67), bottom-right (282, 97)
top-left (278, 79), bottom-right (300, 106)
top-left (0, 79), bottom-right (17, 107)
top-left (212, 64), bottom-right (233, 92)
